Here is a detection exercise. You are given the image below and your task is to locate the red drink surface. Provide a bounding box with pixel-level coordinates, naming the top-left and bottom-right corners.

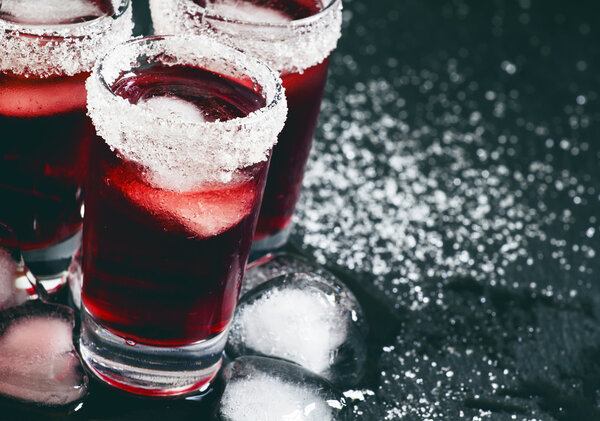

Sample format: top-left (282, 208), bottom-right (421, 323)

top-left (195, 0), bottom-right (320, 19)
top-left (0, 72), bottom-right (92, 251)
top-left (254, 57), bottom-right (330, 240)
top-left (81, 65), bottom-right (269, 346)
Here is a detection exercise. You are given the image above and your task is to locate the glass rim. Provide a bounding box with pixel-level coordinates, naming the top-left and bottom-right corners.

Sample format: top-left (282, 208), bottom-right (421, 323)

top-left (94, 34), bottom-right (285, 128)
top-left (0, 0), bottom-right (131, 38)
top-left (87, 34), bottom-right (288, 190)
top-left (183, 0), bottom-right (341, 29)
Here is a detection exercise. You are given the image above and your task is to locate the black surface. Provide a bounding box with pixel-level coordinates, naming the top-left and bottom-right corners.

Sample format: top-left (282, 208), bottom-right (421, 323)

top-left (1, 0), bottom-right (599, 419)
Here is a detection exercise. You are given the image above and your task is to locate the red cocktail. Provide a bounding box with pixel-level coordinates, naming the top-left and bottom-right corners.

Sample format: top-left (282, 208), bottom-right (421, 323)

top-left (79, 36), bottom-right (287, 396)
top-left (83, 64), bottom-right (268, 346)
top-left (150, 0), bottom-right (343, 249)
top-left (256, 58), bottom-right (330, 240)
top-left (0, 0), bottom-right (133, 290)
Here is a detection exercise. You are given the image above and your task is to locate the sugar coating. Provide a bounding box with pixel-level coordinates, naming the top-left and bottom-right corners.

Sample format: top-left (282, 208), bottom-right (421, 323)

top-left (0, 0), bottom-right (105, 25)
top-left (150, 0), bottom-right (343, 73)
top-left (230, 287), bottom-right (347, 375)
top-left (0, 0), bottom-right (133, 77)
top-left (0, 316), bottom-right (86, 405)
top-left (86, 35), bottom-right (287, 191)
top-left (220, 372), bottom-right (335, 420)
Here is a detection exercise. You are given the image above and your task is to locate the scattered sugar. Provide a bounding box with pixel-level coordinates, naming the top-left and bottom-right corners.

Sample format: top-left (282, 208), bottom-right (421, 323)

top-left (231, 287), bottom-right (347, 375)
top-left (0, 0), bottom-right (133, 77)
top-left (297, 72), bottom-right (599, 312)
top-left (291, 0), bottom-right (600, 418)
top-left (86, 35), bottom-right (287, 191)
top-left (220, 372), bottom-right (336, 421)
top-left (207, 0), bottom-right (292, 24)
top-left (0, 0), bottom-right (105, 25)
top-left (150, 0), bottom-right (343, 73)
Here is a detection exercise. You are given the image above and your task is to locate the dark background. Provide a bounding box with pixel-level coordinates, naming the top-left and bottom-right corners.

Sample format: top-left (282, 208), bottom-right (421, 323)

top-left (2, 0), bottom-right (600, 419)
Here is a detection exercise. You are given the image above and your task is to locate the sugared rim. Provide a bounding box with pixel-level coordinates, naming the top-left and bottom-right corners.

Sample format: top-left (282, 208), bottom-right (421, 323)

top-left (0, 0), bottom-right (134, 77)
top-left (95, 35), bottom-right (284, 126)
top-left (151, 0), bottom-right (343, 73)
top-left (87, 35), bottom-right (288, 191)
top-left (0, 0), bottom-right (130, 38)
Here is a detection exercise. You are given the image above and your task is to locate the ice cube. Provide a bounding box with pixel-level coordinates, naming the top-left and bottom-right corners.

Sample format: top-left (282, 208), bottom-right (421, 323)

top-left (228, 272), bottom-right (368, 386)
top-left (207, 0), bottom-right (292, 24)
top-left (139, 96), bottom-right (208, 123)
top-left (0, 301), bottom-right (87, 406)
top-left (107, 164), bottom-right (254, 238)
top-left (0, 249), bottom-right (28, 309)
top-left (0, 0), bottom-right (108, 25)
top-left (242, 252), bottom-right (336, 296)
top-left (217, 356), bottom-right (348, 421)
top-left (0, 225), bottom-right (32, 308)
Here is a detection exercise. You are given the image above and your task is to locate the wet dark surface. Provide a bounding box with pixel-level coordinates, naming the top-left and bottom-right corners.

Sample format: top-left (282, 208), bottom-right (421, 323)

top-left (1, 0), bottom-right (599, 419)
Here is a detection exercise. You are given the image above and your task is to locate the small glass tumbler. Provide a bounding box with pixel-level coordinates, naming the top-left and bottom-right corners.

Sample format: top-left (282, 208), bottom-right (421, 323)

top-left (79, 35), bottom-right (287, 396)
top-left (0, 0), bottom-right (133, 293)
top-left (150, 0), bottom-right (343, 251)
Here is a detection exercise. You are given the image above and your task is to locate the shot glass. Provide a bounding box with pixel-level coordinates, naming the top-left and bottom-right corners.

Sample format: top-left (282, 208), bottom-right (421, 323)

top-left (0, 0), bottom-right (133, 293)
top-left (150, 0), bottom-right (343, 250)
top-left (79, 35), bottom-right (287, 396)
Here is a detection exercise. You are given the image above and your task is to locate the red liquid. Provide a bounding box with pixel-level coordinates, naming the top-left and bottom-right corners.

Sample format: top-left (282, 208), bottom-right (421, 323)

top-left (0, 72), bottom-right (92, 251)
top-left (196, 0), bottom-right (319, 19)
top-left (81, 65), bottom-right (269, 346)
top-left (254, 59), bottom-right (330, 240)
top-left (201, 0), bottom-right (331, 241)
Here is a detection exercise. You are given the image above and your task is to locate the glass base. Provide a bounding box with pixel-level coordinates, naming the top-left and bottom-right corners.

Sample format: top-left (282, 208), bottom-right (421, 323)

top-left (20, 231), bottom-right (82, 295)
top-left (79, 306), bottom-right (226, 397)
top-left (251, 223), bottom-right (292, 256)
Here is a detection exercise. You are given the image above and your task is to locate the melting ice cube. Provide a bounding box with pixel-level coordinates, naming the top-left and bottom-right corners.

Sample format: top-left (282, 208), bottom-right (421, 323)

top-left (138, 96), bottom-right (208, 123)
top-left (243, 252), bottom-right (336, 296)
top-left (207, 0), bottom-right (292, 24)
top-left (0, 0), bottom-right (108, 25)
top-left (228, 272), bottom-right (368, 386)
top-left (107, 162), bottom-right (254, 238)
top-left (0, 248), bottom-right (28, 310)
top-left (217, 356), bottom-right (348, 421)
top-left (0, 301), bottom-right (87, 406)
top-left (0, 224), bottom-right (32, 308)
